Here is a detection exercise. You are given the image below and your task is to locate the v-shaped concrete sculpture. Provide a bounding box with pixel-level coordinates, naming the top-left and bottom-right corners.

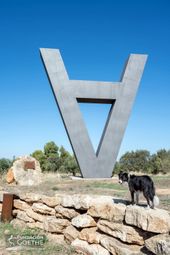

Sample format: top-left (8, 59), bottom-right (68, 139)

top-left (40, 48), bottom-right (147, 178)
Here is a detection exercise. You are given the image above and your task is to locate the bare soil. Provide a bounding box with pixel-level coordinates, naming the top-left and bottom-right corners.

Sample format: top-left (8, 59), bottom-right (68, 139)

top-left (1, 172), bottom-right (170, 211)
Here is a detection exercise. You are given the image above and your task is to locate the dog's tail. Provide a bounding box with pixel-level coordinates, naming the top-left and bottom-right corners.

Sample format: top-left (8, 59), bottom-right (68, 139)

top-left (153, 195), bottom-right (159, 207)
top-left (151, 182), bottom-right (159, 207)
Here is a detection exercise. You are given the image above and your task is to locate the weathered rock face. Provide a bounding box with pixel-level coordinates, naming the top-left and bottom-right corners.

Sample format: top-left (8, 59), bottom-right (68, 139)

top-left (10, 218), bottom-right (27, 229)
top-left (13, 199), bottom-right (31, 211)
top-left (6, 168), bottom-right (15, 184)
top-left (55, 205), bottom-right (79, 219)
top-left (27, 221), bottom-right (44, 230)
top-left (88, 203), bottom-right (126, 222)
top-left (41, 195), bottom-right (61, 207)
top-left (15, 210), bottom-right (35, 223)
top-left (61, 194), bottom-right (113, 210)
top-left (26, 208), bottom-right (46, 222)
top-left (79, 227), bottom-right (101, 244)
top-left (71, 238), bottom-right (110, 255)
top-left (145, 234), bottom-right (170, 255)
top-left (97, 220), bottom-right (146, 245)
top-left (46, 233), bottom-right (65, 245)
top-left (17, 192), bottom-right (62, 206)
top-left (64, 225), bottom-right (79, 243)
top-left (43, 216), bottom-right (70, 233)
top-left (32, 202), bottom-right (55, 215)
top-left (71, 214), bottom-right (97, 228)
top-left (18, 192), bottom-right (42, 202)
top-left (125, 205), bottom-right (170, 233)
top-left (8, 156), bottom-right (42, 186)
top-left (100, 235), bottom-right (145, 255)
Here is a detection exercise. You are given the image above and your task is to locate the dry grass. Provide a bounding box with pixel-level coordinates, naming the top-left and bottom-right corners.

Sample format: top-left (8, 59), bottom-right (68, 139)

top-left (0, 222), bottom-right (78, 255)
top-left (1, 172), bottom-right (170, 211)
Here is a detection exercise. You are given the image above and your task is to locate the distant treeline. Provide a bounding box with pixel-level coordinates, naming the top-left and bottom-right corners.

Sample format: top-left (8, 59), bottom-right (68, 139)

top-left (0, 145), bottom-right (170, 175)
top-left (113, 149), bottom-right (170, 175)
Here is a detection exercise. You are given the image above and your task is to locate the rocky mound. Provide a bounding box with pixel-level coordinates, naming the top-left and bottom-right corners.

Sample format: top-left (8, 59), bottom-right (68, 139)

top-left (6, 156), bottom-right (42, 186)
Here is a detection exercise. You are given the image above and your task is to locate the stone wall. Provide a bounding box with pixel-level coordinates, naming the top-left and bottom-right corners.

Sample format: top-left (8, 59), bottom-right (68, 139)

top-left (1, 192), bottom-right (170, 255)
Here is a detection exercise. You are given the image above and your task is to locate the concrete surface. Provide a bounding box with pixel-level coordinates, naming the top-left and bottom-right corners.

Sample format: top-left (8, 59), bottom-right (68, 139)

top-left (40, 48), bottom-right (147, 178)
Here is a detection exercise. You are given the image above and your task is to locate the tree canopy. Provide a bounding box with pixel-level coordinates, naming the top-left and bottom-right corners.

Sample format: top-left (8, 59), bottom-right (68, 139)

top-left (0, 158), bottom-right (12, 174)
top-left (113, 149), bottom-right (170, 175)
top-left (31, 141), bottom-right (80, 176)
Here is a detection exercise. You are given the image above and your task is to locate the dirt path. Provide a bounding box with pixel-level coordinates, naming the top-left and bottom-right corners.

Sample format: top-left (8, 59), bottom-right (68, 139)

top-left (157, 188), bottom-right (170, 195)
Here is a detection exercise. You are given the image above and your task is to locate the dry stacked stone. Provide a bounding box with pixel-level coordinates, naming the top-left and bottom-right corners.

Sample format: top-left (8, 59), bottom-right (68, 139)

top-left (1, 191), bottom-right (169, 255)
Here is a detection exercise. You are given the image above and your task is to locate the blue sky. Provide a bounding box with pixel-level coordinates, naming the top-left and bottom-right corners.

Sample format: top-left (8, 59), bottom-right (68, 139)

top-left (0, 0), bottom-right (170, 159)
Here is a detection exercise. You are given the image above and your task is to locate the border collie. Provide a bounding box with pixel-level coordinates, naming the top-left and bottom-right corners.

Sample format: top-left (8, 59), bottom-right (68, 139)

top-left (118, 171), bottom-right (159, 208)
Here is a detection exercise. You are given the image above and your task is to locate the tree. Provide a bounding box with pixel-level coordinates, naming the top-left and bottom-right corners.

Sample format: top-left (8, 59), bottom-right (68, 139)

top-left (44, 141), bottom-right (59, 158)
top-left (117, 150), bottom-right (151, 173)
top-left (156, 149), bottom-right (170, 174)
top-left (43, 157), bottom-right (61, 172)
top-left (161, 156), bottom-right (170, 174)
top-left (31, 150), bottom-right (46, 171)
top-left (0, 158), bottom-right (12, 174)
top-left (63, 155), bottom-right (80, 176)
top-left (113, 148), bottom-right (170, 175)
top-left (43, 142), bottom-right (60, 172)
top-left (149, 154), bottom-right (162, 174)
top-left (157, 149), bottom-right (168, 160)
top-left (59, 146), bottom-right (70, 160)
top-left (112, 162), bottom-right (121, 175)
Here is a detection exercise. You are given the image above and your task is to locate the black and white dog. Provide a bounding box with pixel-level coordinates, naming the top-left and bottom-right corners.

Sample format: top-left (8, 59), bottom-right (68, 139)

top-left (118, 171), bottom-right (159, 208)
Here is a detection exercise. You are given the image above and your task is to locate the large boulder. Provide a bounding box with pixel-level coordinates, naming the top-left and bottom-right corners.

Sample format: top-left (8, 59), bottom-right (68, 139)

top-left (87, 203), bottom-right (126, 222)
top-left (41, 195), bottom-right (61, 207)
top-left (145, 234), bottom-right (170, 255)
top-left (79, 227), bottom-right (101, 244)
top-left (97, 220), bottom-right (147, 245)
top-left (100, 235), bottom-right (146, 255)
top-left (71, 214), bottom-right (97, 228)
top-left (64, 225), bottom-right (79, 243)
top-left (125, 205), bottom-right (170, 233)
top-left (18, 192), bottom-right (42, 202)
top-left (61, 194), bottom-right (113, 210)
top-left (17, 192), bottom-right (61, 205)
top-left (13, 199), bottom-right (31, 211)
top-left (32, 202), bottom-right (55, 215)
top-left (7, 156), bottom-right (42, 186)
top-left (15, 210), bottom-right (35, 223)
top-left (43, 216), bottom-right (70, 233)
top-left (26, 208), bottom-right (47, 222)
top-left (55, 205), bottom-right (79, 219)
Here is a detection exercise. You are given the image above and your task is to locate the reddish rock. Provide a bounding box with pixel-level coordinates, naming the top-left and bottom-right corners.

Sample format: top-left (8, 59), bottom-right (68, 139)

top-left (6, 168), bottom-right (15, 184)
